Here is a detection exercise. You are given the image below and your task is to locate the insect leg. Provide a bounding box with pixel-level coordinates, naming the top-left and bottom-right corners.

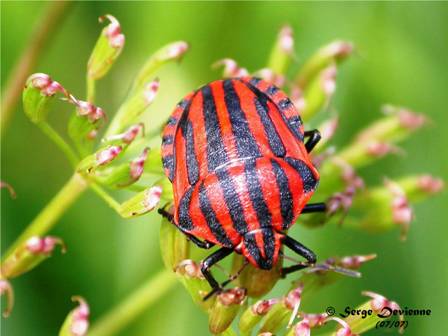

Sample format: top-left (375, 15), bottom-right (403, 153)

top-left (281, 235), bottom-right (316, 277)
top-left (158, 207), bottom-right (215, 249)
top-left (201, 247), bottom-right (234, 300)
top-left (301, 202), bottom-right (326, 214)
top-left (304, 129), bottom-right (321, 153)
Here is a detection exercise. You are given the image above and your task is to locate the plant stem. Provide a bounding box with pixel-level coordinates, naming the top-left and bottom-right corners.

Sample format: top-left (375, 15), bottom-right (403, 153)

top-left (38, 122), bottom-right (79, 167)
top-left (1, 173), bottom-right (87, 263)
top-left (89, 269), bottom-right (177, 336)
top-left (86, 76), bottom-right (96, 103)
top-left (0, 1), bottom-right (73, 134)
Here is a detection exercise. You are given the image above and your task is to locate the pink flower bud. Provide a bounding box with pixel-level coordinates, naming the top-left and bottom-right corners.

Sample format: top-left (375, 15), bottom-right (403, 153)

top-left (255, 68), bottom-right (285, 87)
top-left (385, 179), bottom-right (413, 240)
top-left (300, 312), bottom-right (328, 328)
top-left (144, 79), bottom-right (160, 104)
top-left (417, 175), bottom-right (444, 194)
top-left (176, 259), bottom-right (203, 278)
top-left (279, 25), bottom-right (294, 54)
top-left (130, 148), bottom-right (149, 180)
top-left (166, 41), bottom-right (189, 59)
top-left (251, 298), bottom-right (279, 315)
top-left (362, 290), bottom-right (404, 332)
top-left (213, 58), bottom-right (249, 78)
top-left (96, 146), bottom-right (122, 166)
top-left (70, 296), bottom-right (90, 336)
top-left (100, 14), bottom-right (125, 48)
top-left (74, 99), bottom-right (106, 122)
top-left (383, 105), bottom-right (427, 130)
top-left (0, 279), bottom-right (14, 317)
top-left (285, 283), bottom-right (304, 327)
top-left (143, 185), bottom-right (162, 211)
top-left (321, 65), bottom-right (337, 96)
top-left (337, 254), bottom-right (377, 269)
top-left (217, 287), bottom-right (246, 306)
top-left (27, 73), bottom-right (66, 96)
top-left (327, 317), bottom-right (358, 336)
top-left (323, 41), bottom-right (354, 60)
top-left (26, 236), bottom-right (66, 255)
top-left (366, 142), bottom-right (403, 158)
top-left (294, 320), bottom-right (311, 336)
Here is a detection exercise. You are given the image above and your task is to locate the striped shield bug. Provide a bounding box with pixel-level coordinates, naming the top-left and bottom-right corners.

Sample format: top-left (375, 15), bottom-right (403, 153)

top-left (159, 77), bottom-right (326, 299)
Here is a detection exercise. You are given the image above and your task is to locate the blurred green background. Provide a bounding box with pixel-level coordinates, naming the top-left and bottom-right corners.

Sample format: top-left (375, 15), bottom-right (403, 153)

top-left (2, 1), bottom-right (447, 335)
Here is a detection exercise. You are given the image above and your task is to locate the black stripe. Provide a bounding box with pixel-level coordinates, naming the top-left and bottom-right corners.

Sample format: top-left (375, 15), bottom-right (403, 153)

top-left (223, 80), bottom-right (261, 159)
top-left (243, 230), bottom-right (274, 270)
top-left (201, 85), bottom-right (229, 171)
top-left (198, 182), bottom-right (233, 247)
top-left (284, 157), bottom-right (318, 193)
top-left (177, 98), bottom-right (189, 109)
top-left (266, 85), bottom-right (279, 96)
top-left (278, 98), bottom-right (304, 142)
top-left (271, 159), bottom-right (294, 230)
top-left (162, 154), bottom-right (174, 181)
top-left (162, 135), bottom-right (174, 145)
top-left (181, 119), bottom-right (200, 185)
top-left (167, 116), bottom-right (178, 126)
top-left (249, 77), bottom-right (262, 86)
top-left (178, 187), bottom-right (194, 231)
top-left (215, 167), bottom-right (248, 236)
top-left (244, 158), bottom-right (274, 267)
top-left (241, 80), bottom-right (286, 157)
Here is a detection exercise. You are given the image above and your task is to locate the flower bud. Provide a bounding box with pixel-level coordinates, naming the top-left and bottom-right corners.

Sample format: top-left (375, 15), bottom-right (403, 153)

top-left (22, 73), bottom-right (66, 123)
top-left (327, 317), bottom-right (358, 336)
top-left (397, 174), bottom-right (444, 202)
top-left (327, 254), bottom-right (377, 270)
top-left (301, 65), bottom-right (337, 121)
top-left (233, 254), bottom-right (281, 298)
top-left (131, 41), bottom-right (188, 92)
top-left (239, 298), bottom-right (279, 334)
top-left (295, 40), bottom-right (353, 89)
top-left (97, 147), bottom-right (149, 188)
top-left (337, 105), bottom-right (426, 168)
top-left (59, 296), bottom-right (90, 336)
top-left (208, 287), bottom-right (246, 334)
top-left (312, 116), bottom-right (339, 153)
top-left (68, 98), bottom-right (107, 154)
top-left (175, 260), bottom-right (215, 310)
top-left (267, 25), bottom-right (294, 75)
top-left (1, 236), bottom-right (65, 279)
top-left (87, 14), bottom-right (125, 80)
top-left (0, 279), bottom-right (14, 317)
top-left (253, 68), bottom-right (285, 87)
top-left (77, 145), bottom-right (122, 174)
top-left (341, 291), bottom-right (403, 334)
top-left (106, 79), bottom-right (159, 136)
top-left (118, 185), bottom-right (162, 218)
top-left (213, 58), bottom-right (249, 78)
top-left (259, 285), bottom-right (303, 333)
top-left (160, 211), bottom-right (190, 270)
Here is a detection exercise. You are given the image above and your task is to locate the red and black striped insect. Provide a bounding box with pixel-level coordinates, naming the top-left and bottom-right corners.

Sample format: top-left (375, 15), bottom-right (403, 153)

top-left (159, 77), bottom-right (326, 299)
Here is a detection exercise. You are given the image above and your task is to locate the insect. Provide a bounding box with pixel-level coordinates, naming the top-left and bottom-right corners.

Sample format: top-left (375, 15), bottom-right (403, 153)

top-left (159, 77), bottom-right (326, 299)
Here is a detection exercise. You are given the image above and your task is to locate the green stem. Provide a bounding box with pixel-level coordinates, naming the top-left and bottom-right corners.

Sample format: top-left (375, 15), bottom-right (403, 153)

top-left (89, 270), bottom-right (177, 336)
top-left (38, 122), bottom-right (79, 167)
top-left (86, 76), bottom-right (96, 103)
top-left (1, 173), bottom-right (87, 263)
top-left (89, 183), bottom-right (121, 213)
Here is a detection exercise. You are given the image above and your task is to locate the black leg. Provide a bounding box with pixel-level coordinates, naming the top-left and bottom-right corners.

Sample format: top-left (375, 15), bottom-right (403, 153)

top-left (301, 202), bottom-right (326, 214)
top-left (201, 247), bottom-right (234, 300)
top-left (158, 207), bottom-right (215, 249)
top-left (281, 235), bottom-right (316, 277)
top-left (304, 129), bottom-right (321, 153)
